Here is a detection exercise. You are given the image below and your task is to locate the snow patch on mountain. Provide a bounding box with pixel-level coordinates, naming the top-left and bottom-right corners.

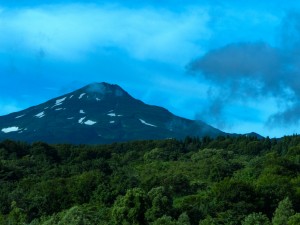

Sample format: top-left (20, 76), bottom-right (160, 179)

top-left (15, 114), bottom-right (25, 119)
top-left (107, 112), bottom-right (122, 117)
top-left (78, 117), bottom-right (86, 124)
top-left (55, 97), bottom-right (66, 105)
top-left (2, 126), bottom-right (20, 133)
top-left (139, 119), bottom-right (157, 127)
top-left (79, 93), bottom-right (86, 99)
top-left (80, 110), bottom-right (85, 114)
top-left (110, 121), bottom-right (115, 124)
top-left (35, 112), bottom-right (45, 118)
top-left (84, 120), bottom-right (97, 125)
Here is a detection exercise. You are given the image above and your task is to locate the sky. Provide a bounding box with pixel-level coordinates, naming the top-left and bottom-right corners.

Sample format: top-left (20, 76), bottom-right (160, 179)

top-left (1, 0), bottom-right (300, 137)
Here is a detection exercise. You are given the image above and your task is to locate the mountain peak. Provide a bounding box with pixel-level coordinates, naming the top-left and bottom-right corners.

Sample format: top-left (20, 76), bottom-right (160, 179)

top-left (0, 82), bottom-right (224, 144)
top-left (82, 82), bottom-right (127, 98)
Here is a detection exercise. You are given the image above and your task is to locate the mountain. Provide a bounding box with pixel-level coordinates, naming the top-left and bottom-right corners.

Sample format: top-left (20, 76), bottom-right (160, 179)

top-left (244, 132), bottom-right (264, 139)
top-left (0, 82), bottom-right (225, 144)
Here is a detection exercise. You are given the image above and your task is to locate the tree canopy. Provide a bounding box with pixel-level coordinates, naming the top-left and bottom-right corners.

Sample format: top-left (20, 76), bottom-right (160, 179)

top-left (0, 135), bottom-right (300, 224)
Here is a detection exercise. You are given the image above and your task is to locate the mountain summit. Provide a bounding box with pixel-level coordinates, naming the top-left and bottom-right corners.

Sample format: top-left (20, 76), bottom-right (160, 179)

top-left (0, 82), bottom-right (224, 144)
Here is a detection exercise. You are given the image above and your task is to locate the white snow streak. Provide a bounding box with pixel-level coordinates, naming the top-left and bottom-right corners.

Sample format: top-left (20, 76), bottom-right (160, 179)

top-left (79, 110), bottom-right (85, 114)
top-left (79, 93), bottom-right (86, 99)
top-left (78, 117), bottom-right (86, 124)
top-left (84, 120), bottom-right (97, 125)
top-left (139, 119), bottom-right (157, 127)
top-left (35, 112), bottom-right (45, 118)
top-left (15, 114), bottom-right (25, 119)
top-left (55, 97), bottom-right (66, 105)
top-left (107, 113), bottom-right (122, 117)
top-left (52, 97), bottom-right (67, 108)
top-left (1, 126), bottom-right (20, 133)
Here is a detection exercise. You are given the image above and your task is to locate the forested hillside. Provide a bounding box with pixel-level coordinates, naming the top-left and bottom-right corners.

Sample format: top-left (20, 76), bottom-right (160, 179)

top-left (0, 135), bottom-right (300, 224)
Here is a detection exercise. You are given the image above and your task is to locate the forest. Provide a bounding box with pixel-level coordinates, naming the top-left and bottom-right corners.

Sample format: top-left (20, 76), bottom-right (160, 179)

top-left (0, 135), bottom-right (300, 224)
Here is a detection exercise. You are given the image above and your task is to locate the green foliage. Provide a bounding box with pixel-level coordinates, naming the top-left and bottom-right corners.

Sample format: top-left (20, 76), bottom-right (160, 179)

top-left (191, 148), bottom-right (241, 182)
top-left (198, 216), bottom-right (218, 225)
top-left (272, 197), bottom-right (295, 225)
top-left (287, 213), bottom-right (300, 225)
top-left (145, 187), bottom-right (172, 222)
top-left (31, 205), bottom-right (110, 225)
top-left (111, 188), bottom-right (148, 225)
top-left (209, 178), bottom-right (258, 220)
top-left (7, 201), bottom-right (27, 225)
top-left (242, 212), bottom-right (271, 225)
top-left (177, 212), bottom-right (191, 225)
top-left (0, 136), bottom-right (300, 225)
top-left (152, 215), bottom-right (177, 225)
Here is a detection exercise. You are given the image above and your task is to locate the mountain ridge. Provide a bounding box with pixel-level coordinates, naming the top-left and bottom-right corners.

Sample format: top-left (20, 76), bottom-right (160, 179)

top-left (0, 82), bottom-right (225, 144)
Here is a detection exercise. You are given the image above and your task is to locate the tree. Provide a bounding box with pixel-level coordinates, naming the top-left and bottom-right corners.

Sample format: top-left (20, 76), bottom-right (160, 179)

top-left (177, 212), bottom-right (191, 225)
top-left (111, 188), bottom-right (148, 225)
top-left (7, 201), bottom-right (27, 225)
top-left (287, 213), bottom-right (300, 225)
top-left (198, 216), bottom-right (218, 225)
top-left (152, 215), bottom-right (177, 225)
top-left (145, 186), bottom-right (172, 222)
top-left (242, 212), bottom-right (271, 225)
top-left (32, 205), bottom-right (108, 225)
top-left (272, 197), bottom-right (295, 225)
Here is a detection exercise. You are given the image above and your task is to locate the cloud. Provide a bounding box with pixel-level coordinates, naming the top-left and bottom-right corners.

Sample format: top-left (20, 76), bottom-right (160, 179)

top-left (188, 12), bottom-right (300, 127)
top-left (188, 42), bottom-right (287, 97)
top-left (0, 4), bottom-right (210, 64)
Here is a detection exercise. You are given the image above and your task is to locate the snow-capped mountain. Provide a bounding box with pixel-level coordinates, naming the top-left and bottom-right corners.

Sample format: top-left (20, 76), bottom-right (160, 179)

top-left (0, 82), bottom-right (225, 144)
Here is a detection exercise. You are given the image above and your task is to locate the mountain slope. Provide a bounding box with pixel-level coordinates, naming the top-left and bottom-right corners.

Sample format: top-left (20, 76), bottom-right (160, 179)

top-left (0, 82), bottom-right (225, 144)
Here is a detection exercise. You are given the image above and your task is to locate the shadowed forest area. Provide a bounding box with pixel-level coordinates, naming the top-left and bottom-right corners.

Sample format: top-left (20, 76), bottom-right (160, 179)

top-left (0, 135), bottom-right (300, 224)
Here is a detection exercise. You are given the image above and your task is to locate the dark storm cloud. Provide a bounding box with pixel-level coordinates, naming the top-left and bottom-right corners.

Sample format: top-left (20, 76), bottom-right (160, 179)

top-left (268, 103), bottom-right (300, 126)
top-left (188, 12), bottom-right (300, 126)
top-left (189, 42), bottom-right (283, 96)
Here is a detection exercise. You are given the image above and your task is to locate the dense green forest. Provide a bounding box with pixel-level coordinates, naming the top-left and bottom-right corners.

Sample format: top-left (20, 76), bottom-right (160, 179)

top-left (0, 135), bottom-right (300, 225)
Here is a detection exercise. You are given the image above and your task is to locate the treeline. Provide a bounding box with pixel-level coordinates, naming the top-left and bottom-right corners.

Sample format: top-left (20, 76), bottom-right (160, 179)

top-left (0, 135), bottom-right (300, 224)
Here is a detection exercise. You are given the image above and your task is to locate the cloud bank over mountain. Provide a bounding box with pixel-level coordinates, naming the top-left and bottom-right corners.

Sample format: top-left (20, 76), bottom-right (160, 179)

top-left (188, 12), bottom-right (300, 131)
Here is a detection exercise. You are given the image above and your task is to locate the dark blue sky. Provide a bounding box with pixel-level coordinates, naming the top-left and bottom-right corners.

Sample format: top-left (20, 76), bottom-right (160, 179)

top-left (1, 0), bottom-right (300, 137)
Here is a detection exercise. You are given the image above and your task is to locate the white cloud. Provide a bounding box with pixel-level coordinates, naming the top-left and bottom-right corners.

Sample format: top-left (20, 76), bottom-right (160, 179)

top-left (0, 4), bottom-right (211, 64)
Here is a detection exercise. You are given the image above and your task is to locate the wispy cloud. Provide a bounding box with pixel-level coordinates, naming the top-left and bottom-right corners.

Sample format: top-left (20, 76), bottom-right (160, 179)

top-left (188, 11), bottom-right (300, 128)
top-left (0, 4), bottom-right (210, 64)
